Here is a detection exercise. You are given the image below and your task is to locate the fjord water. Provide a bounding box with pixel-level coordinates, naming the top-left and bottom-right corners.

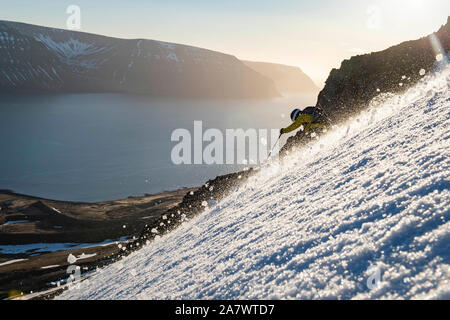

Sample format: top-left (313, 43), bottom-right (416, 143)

top-left (0, 93), bottom-right (315, 202)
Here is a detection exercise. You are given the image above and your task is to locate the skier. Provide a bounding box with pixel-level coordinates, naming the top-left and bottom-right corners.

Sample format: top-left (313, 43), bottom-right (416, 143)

top-left (266, 106), bottom-right (330, 160)
top-left (280, 106), bottom-right (330, 137)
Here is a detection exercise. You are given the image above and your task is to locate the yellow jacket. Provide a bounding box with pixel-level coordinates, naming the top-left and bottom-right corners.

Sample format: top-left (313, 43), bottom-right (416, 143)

top-left (281, 113), bottom-right (327, 134)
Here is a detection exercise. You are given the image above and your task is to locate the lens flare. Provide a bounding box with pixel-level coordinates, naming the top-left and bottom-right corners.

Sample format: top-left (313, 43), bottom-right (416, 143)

top-left (429, 33), bottom-right (449, 66)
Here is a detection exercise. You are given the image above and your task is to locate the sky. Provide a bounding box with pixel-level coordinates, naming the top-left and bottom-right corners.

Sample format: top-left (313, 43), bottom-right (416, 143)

top-left (1, 0), bottom-right (448, 86)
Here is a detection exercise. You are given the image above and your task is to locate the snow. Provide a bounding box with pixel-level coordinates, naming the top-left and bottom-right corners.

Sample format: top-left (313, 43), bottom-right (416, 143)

top-left (136, 40), bottom-right (143, 57)
top-left (58, 66), bottom-right (450, 300)
top-left (1, 70), bottom-right (15, 85)
top-left (33, 34), bottom-right (110, 69)
top-left (34, 35), bottom-right (102, 59)
top-left (77, 253), bottom-right (97, 260)
top-left (0, 237), bottom-right (129, 254)
top-left (41, 265), bottom-right (60, 269)
top-left (0, 259), bottom-right (27, 267)
top-left (158, 41), bottom-right (176, 50)
top-left (67, 253), bottom-right (77, 264)
top-left (68, 253), bottom-right (97, 264)
top-left (1, 220), bottom-right (31, 226)
top-left (166, 52), bottom-right (179, 62)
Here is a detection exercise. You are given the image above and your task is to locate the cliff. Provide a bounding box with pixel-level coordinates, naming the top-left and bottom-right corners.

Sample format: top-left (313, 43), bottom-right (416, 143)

top-left (280, 17), bottom-right (449, 155)
top-left (317, 17), bottom-right (449, 123)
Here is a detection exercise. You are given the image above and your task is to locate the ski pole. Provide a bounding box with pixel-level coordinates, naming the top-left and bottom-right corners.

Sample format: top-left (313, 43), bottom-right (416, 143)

top-left (268, 133), bottom-right (282, 158)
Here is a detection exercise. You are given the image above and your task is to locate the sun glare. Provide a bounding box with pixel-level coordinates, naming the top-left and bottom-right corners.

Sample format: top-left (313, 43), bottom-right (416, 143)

top-left (389, 0), bottom-right (424, 16)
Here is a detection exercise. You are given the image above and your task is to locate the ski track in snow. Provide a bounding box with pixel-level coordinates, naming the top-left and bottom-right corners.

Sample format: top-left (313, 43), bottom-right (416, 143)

top-left (59, 67), bottom-right (450, 300)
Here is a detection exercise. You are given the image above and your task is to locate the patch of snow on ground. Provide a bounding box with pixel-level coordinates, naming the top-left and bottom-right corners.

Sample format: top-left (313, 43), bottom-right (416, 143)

top-left (76, 253), bottom-right (97, 260)
top-left (1, 220), bottom-right (31, 226)
top-left (41, 265), bottom-right (60, 269)
top-left (0, 237), bottom-right (129, 255)
top-left (0, 259), bottom-right (28, 267)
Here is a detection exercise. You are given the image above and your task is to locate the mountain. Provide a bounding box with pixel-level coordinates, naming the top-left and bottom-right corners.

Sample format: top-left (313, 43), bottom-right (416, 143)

top-left (281, 17), bottom-right (449, 154)
top-left (243, 60), bottom-right (320, 94)
top-left (0, 20), bottom-right (279, 98)
top-left (58, 65), bottom-right (450, 299)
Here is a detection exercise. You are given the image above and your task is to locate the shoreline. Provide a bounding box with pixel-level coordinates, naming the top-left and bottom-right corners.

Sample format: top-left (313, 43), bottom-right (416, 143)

top-left (0, 186), bottom-right (198, 299)
top-left (0, 166), bottom-right (257, 299)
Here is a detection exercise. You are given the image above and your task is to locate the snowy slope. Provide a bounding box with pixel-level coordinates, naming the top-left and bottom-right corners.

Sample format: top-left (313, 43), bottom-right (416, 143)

top-left (59, 66), bottom-right (450, 300)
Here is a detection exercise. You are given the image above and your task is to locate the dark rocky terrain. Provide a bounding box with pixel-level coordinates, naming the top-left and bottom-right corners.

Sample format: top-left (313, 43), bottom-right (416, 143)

top-left (281, 16), bottom-right (449, 154)
top-left (0, 20), bottom-right (279, 98)
top-left (317, 17), bottom-right (449, 123)
top-left (0, 187), bottom-right (195, 299)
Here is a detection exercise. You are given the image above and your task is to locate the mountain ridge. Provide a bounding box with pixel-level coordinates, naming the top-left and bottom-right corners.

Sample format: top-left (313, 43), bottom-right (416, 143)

top-left (280, 16), bottom-right (449, 154)
top-left (243, 60), bottom-right (320, 94)
top-left (317, 16), bottom-right (450, 121)
top-left (0, 20), bottom-right (279, 98)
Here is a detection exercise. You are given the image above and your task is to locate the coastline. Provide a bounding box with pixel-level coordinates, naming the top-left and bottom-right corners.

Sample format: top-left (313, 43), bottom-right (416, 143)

top-left (0, 186), bottom-right (197, 299)
top-left (0, 165), bottom-right (255, 299)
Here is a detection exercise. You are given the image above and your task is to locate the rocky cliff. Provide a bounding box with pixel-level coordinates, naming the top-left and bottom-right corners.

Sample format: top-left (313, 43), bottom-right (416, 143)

top-left (280, 17), bottom-right (449, 154)
top-left (317, 17), bottom-right (449, 123)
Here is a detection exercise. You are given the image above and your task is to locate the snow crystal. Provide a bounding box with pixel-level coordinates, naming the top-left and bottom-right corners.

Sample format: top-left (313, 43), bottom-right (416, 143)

top-left (67, 254), bottom-right (77, 264)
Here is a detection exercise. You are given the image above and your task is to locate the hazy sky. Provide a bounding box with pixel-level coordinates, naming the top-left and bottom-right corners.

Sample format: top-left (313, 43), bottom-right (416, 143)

top-left (1, 0), bottom-right (448, 85)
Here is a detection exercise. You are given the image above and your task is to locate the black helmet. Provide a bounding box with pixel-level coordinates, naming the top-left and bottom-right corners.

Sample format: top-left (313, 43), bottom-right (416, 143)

top-left (290, 108), bottom-right (301, 121)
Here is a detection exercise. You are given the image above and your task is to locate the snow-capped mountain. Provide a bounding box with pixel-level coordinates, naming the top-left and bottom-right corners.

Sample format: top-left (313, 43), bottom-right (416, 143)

top-left (0, 21), bottom-right (278, 98)
top-left (58, 65), bottom-right (449, 299)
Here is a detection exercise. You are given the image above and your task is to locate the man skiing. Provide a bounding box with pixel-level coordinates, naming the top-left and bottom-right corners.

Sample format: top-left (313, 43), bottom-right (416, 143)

top-left (266, 106), bottom-right (330, 160)
top-left (280, 106), bottom-right (329, 137)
